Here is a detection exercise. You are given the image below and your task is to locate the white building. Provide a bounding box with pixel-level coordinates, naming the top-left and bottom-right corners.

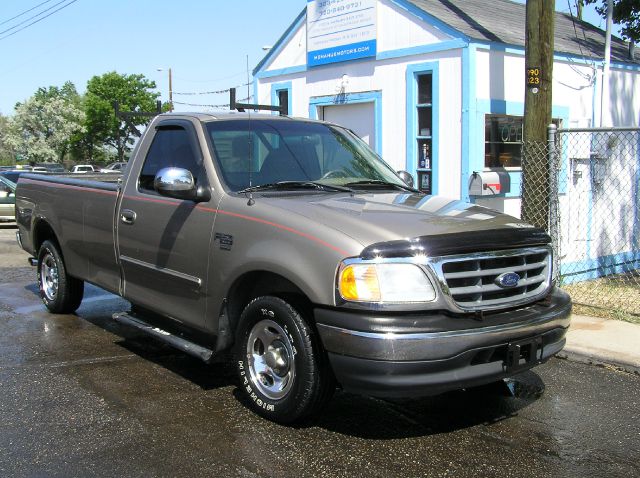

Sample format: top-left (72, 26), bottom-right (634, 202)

top-left (253, 0), bottom-right (640, 219)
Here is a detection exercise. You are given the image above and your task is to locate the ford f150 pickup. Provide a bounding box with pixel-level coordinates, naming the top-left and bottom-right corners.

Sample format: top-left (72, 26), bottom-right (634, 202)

top-left (15, 113), bottom-right (571, 423)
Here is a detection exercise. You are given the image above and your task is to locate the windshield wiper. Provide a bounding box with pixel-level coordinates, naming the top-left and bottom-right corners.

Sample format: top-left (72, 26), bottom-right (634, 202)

top-left (238, 181), bottom-right (354, 194)
top-left (343, 180), bottom-right (416, 192)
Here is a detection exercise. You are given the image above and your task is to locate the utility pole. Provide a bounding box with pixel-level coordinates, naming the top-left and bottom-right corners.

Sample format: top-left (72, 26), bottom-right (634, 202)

top-left (168, 67), bottom-right (173, 112)
top-left (521, 0), bottom-right (555, 229)
top-left (576, 0), bottom-right (583, 20)
top-left (601, 0), bottom-right (613, 126)
top-left (157, 68), bottom-right (173, 112)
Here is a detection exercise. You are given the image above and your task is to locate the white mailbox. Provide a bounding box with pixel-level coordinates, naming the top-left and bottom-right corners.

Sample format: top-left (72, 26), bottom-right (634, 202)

top-left (468, 171), bottom-right (511, 196)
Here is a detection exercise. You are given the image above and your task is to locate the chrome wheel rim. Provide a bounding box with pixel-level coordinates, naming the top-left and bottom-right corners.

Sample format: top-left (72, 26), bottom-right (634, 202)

top-left (246, 319), bottom-right (295, 400)
top-left (40, 253), bottom-right (59, 301)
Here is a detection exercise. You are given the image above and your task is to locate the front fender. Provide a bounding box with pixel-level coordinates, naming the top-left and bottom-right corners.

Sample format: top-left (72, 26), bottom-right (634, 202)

top-left (205, 196), bottom-right (364, 333)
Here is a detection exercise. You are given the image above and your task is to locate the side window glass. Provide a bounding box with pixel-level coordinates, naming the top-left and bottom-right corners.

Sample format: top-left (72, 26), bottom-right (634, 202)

top-left (139, 126), bottom-right (203, 193)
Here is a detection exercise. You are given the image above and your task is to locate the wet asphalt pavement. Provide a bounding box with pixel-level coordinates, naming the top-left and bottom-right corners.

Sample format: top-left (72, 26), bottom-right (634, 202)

top-left (1, 226), bottom-right (639, 478)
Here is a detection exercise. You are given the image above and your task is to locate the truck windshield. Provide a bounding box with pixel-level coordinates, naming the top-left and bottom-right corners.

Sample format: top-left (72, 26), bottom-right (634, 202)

top-left (206, 119), bottom-right (406, 192)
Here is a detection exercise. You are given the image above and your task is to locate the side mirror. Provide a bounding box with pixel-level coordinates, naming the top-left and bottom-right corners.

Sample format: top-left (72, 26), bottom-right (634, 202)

top-left (154, 167), bottom-right (210, 202)
top-left (396, 170), bottom-right (415, 188)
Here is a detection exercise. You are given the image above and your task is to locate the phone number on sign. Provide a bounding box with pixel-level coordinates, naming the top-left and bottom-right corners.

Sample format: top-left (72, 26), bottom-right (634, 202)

top-left (316, 1), bottom-right (364, 17)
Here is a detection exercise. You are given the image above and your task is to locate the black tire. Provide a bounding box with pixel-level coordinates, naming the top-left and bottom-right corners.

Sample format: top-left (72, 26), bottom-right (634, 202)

top-left (37, 239), bottom-right (84, 314)
top-left (235, 296), bottom-right (335, 424)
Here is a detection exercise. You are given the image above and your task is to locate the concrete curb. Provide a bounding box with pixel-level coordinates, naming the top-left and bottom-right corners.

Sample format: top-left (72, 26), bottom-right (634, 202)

top-left (559, 314), bottom-right (640, 375)
top-left (556, 350), bottom-right (640, 375)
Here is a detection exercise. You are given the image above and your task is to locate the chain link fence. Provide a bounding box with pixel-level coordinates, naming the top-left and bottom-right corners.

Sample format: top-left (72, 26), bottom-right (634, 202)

top-left (521, 127), bottom-right (640, 320)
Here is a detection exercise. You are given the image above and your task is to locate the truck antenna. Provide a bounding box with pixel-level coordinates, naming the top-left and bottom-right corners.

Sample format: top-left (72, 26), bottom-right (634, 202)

top-left (247, 56), bottom-right (255, 206)
top-left (247, 128), bottom-right (254, 206)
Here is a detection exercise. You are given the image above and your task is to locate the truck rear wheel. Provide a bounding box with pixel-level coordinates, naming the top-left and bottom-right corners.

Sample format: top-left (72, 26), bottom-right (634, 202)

top-left (235, 296), bottom-right (335, 424)
top-left (37, 240), bottom-right (84, 314)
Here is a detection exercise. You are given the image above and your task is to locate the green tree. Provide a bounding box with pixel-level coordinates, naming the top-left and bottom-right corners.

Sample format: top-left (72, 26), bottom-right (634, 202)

top-left (0, 114), bottom-right (16, 165)
top-left (4, 84), bottom-right (85, 164)
top-left (84, 72), bottom-right (162, 161)
top-left (585, 0), bottom-right (640, 43)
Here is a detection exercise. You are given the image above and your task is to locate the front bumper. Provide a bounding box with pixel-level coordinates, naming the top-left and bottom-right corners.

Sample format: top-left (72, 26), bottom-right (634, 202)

top-left (315, 288), bottom-right (572, 397)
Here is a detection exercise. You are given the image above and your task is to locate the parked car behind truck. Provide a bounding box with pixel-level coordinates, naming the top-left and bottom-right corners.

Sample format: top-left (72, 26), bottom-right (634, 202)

top-left (15, 113), bottom-right (571, 423)
top-left (0, 176), bottom-right (16, 221)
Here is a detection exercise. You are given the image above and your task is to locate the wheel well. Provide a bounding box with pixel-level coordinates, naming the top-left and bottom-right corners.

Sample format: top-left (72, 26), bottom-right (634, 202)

top-left (226, 271), bottom-right (314, 336)
top-left (33, 220), bottom-right (58, 253)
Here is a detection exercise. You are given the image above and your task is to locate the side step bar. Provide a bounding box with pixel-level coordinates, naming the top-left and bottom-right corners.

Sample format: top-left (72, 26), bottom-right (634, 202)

top-left (113, 312), bottom-right (215, 363)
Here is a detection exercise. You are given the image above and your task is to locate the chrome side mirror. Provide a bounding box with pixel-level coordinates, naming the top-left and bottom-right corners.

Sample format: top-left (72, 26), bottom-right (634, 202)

top-left (154, 167), bottom-right (210, 202)
top-left (396, 170), bottom-right (415, 188)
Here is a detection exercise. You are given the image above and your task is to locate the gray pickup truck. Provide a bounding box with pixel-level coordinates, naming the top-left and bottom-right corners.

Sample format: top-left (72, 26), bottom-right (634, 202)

top-left (15, 113), bottom-right (571, 423)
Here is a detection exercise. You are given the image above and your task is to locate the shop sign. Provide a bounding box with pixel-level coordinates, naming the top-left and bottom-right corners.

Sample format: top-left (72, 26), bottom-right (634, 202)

top-left (307, 0), bottom-right (377, 67)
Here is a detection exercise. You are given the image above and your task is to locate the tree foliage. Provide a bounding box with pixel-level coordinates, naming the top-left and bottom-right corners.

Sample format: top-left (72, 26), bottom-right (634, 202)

top-left (4, 82), bottom-right (85, 164)
top-left (584, 0), bottom-right (640, 43)
top-left (84, 72), bottom-right (161, 161)
top-left (0, 114), bottom-right (15, 165)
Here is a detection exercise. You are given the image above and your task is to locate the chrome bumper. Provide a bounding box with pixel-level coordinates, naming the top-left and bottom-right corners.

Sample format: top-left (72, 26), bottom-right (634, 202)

top-left (317, 310), bottom-right (571, 362)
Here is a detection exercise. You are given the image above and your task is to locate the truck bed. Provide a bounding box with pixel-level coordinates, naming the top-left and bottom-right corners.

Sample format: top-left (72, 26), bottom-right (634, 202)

top-left (16, 173), bottom-right (122, 294)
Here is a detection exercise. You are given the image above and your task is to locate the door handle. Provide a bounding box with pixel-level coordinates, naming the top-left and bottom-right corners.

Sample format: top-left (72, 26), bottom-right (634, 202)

top-left (120, 209), bottom-right (137, 225)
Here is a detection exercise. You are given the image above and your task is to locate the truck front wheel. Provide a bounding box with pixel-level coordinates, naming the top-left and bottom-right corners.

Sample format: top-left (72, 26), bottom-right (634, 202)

top-left (235, 296), bottom-right (334, 424)
top-left (37, 240), bottom-right (84, 314)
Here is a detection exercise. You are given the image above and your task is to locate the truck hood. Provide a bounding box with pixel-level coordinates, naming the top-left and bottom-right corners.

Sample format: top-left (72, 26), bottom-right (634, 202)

top-left (260, 191), bottom-right (548, 256)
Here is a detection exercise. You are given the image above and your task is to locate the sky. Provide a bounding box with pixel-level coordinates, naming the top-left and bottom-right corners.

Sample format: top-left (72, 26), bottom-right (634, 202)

top-left (0, 0), bottom-right (623, 116)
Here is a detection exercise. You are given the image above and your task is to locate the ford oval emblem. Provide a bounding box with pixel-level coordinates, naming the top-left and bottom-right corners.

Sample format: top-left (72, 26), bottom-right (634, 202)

top-left (495, 272), bottom-right (520, 288)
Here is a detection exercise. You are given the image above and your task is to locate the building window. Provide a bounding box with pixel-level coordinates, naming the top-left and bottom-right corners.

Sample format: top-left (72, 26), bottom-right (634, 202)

top-left (485, 115), bottom-right (561, 169)
top-left (484, 115), bottom-right (523, 168)
top-left (406, 62), bottom-right (438, 194)
top-left (416, 74), bottom-right (432, 170)
top-left (277, 89), bottom-right (289, 115)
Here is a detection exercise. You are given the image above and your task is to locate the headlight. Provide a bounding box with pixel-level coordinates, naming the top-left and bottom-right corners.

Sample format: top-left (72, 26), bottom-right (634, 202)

top-left (338, 262), bottom-right (436, 303)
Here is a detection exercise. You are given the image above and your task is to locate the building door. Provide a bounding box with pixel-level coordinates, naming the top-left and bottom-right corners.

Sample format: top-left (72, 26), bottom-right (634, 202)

top-left (322, 102), bottom-right (376, 150)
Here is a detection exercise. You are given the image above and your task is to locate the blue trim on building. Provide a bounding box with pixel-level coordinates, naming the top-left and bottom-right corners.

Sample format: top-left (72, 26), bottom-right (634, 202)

top-left (474, 40), bottom-right (640, 69)
top-left (256, 40), bottom-right (469, 79)
top-left (270, 81), bottom-right (293, 115)
top-left (376, 39), bottom-right (467, 61)
top-left (560, 250), bottom-right (640, 284)
top-left (405, 61), bottom-right (440, 194)
top-left (255, 65), bottom-right (307, 80)
top-left (253, 80), bottom-right (259, 107)
top-left (610, 62), bottom-right (640, 72)
top-left (253, 8), bottom-right (306, 75)
top-left (461, 44), bottom-right (475, 202)
top-left (308, 91), bottom-right (383, 154)
top-left (390, 0), bottom-right (469, 40)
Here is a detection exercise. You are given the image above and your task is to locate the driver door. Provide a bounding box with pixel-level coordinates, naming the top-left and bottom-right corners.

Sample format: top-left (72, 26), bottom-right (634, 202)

top-left (117, 119), bottom-right (215, 328)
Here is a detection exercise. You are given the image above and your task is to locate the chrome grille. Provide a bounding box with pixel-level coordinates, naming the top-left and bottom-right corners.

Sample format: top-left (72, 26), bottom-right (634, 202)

top-left (432, 247), bottom-right (552, 310)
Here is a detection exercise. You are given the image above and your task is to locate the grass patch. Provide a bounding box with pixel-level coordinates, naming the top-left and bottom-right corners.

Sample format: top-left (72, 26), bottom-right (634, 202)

top-left (561, 271), bottom-right (640, 325)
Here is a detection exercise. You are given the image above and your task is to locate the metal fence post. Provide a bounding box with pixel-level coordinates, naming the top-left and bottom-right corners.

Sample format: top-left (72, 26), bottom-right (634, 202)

top-left (547, 123), bottom-right (559, 280)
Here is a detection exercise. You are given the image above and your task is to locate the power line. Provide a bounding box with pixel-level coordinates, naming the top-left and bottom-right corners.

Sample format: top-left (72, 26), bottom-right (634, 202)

top-left (172, 70), bottom-right (249, 84)
top-left (173, 96), bottom-right (252, 108)
top-left (173, 82), bottom-right (253, 96)
top-left (0, 0), bottom-right (56, 26)
top-left (0, 0), bottom-right (72, 36)
top-left (174, 88), bottom-right (232, 96)
top-left (0, 0), bottom-right (80, 42)
top-left (565, 0), bottom-right (598, 82)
